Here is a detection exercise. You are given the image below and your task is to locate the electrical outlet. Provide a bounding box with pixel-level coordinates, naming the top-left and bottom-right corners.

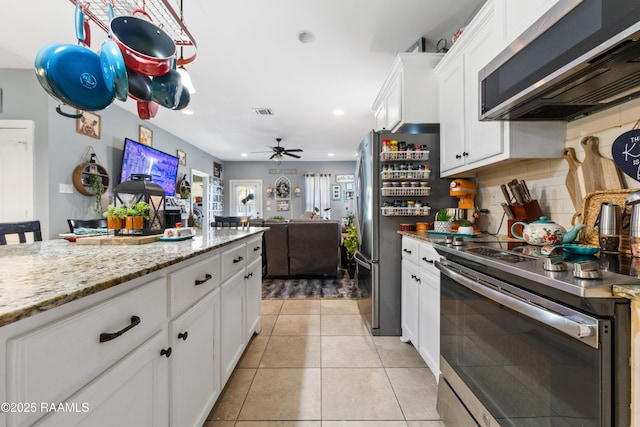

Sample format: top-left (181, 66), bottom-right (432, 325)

top-left (59, 183), bottom-right (74, 194)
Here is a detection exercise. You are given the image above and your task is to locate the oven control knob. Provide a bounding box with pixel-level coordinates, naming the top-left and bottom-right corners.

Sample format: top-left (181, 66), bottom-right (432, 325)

top-left (573, 260), bottom-right (602, 279)
top-left (543, 256), bottom-right (566, 271)
top-left (577, 324), bottom-right (594, 338)
top-left (452, 236), bottom-right (465, 246)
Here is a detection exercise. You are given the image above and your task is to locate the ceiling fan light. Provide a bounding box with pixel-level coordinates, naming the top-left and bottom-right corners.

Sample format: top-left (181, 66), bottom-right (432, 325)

top-left (177, 66), bottom-right (196, 94)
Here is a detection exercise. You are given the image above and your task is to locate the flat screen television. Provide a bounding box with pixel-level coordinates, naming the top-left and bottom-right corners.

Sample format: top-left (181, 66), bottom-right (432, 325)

top-left (120, 138), bottom-right (179, 196)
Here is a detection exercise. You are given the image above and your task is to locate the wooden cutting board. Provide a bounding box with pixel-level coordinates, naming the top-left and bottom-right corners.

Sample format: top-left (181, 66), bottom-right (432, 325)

top-left (562, 147), bottom-right (585, 211)
top-left (76, 234), bottom-right (161, 245)
top-left (581, 136), bottom-right (625, 193)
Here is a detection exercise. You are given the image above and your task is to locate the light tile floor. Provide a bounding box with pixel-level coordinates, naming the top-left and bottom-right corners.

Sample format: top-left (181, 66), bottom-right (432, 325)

top-left (204, 299), bottom-right (446, 427)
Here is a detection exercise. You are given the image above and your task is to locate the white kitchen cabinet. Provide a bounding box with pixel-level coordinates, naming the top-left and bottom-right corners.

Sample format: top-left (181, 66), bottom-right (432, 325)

top-left (34, 331), bottom-right (169, 427)
top-left (435, 0), bottom-right (565, 177)
top-left (401, 258), bottom-right (420, 346)
top-left (373, 53), bottom-right (443, 131)
top-left (400, 236), bottom-right (441, 380)
top-left (245, 256), bottom-right (262, 339)
top-left (220, 268), bottom-right (246, 386)
top-left (170, 288), bottom-right (221, 427)
top-left (498, 0), bottom-right (560, 46)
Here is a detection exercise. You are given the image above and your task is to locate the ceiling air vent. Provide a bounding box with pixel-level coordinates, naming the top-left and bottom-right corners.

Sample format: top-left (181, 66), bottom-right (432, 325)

top-left (252, 108), bottom-right (273, 115)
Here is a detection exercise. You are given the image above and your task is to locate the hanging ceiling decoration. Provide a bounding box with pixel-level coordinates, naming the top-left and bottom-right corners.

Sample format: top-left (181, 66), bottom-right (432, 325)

top-left (67, 0), bottom-right (197, 66)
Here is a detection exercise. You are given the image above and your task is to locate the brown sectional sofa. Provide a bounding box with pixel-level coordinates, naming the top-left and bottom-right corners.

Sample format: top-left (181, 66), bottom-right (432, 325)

top-left (262, 220), bottom-right (341, 277)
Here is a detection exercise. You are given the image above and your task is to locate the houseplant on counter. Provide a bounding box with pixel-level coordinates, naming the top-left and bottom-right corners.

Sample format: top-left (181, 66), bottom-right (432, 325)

top-left (434, 209), bottom-right (455, 233)
top-left (103, 205), bottom-right (127, 231)
top-left (125, 201), bottom-right (150, 230)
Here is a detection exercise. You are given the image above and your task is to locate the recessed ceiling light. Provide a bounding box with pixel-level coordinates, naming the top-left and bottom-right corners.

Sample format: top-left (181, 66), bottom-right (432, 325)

top-left (297, 30), bottom-right (316, 43)
top-left (333, 109), bottom-right (344, 116)
top-left (241, 153), bottom-right (248, 157)
top-left (328, 152), bottom-right (335, 157)
top-left (182, 109), bottom-right (194, 115)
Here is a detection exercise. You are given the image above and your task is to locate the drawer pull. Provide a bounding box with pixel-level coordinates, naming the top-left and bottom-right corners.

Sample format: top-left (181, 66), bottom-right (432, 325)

top-left (422, 257), bottom-right (435, 264)
top-left (99, 315), bottom-right (141, 343)
top-left (178, 331), bottom-right (188, 341)
top-left (403, 248), bottom-right (412, 254)
top-left (233, 256), bottom-right (244, 263)
top-left (253, 246), bottom-right (261, 251)
top-left (195, 273), bottom-right (212, 286)
top-left (160, 347), bottom-right (172, 358)
top-left (244, 272), bottom-right (253, 280)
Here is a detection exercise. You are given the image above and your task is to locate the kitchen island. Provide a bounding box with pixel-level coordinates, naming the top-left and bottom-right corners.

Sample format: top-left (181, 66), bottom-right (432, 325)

top-left (0, 227), bottom-right (265, 427)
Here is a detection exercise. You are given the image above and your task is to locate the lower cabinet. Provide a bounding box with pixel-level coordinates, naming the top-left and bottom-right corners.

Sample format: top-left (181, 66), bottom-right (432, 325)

top-left (220, 268), bottom-right (246, 386)
top-left (400, 236), bottom-right (441, 380)
top-left (1, 234), bottom-right (263, 427)
top-left (170, 288), bottom-right (221, 427)
top-left (35, 331), bottom-right (169, 427)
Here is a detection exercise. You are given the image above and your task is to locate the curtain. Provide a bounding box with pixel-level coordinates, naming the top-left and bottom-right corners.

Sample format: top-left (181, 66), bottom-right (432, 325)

top-left (303, 174), bottom-right (331, 218)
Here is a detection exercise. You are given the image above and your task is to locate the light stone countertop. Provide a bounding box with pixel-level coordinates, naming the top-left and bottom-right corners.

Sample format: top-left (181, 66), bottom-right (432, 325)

top-left (399, 230), bottom-right (640, 302)
top-left (0, 228), bottom-right (266, 327)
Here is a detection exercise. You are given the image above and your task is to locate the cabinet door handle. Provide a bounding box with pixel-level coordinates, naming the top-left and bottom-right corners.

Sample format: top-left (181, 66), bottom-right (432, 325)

top-left (403, 249), bottom-right (412, 254)
top-left (422, 257), bottom-right (435, 264)
top-left (233, 256), bottom-right (244, 263)
top-left (195, 273), bottom-right (212, 286)
top-left (463, 152), bottom-right (469, 157)
top-left (99, 315), bottom-right (141, 343)
top-left (160, 347), bottom-right (172, 358)
top-left (253, 246), bottom-right (261, 251)
top-left (455, 154), bottom-right (462, 159)
top-left (244, 272), bottom-right (254, 279)
top-left (178, 331), bottom-right (188, 341)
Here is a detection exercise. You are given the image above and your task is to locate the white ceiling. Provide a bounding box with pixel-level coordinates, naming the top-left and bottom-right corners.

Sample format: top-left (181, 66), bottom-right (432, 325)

top-left (0, 0), bottom-right (484, 161)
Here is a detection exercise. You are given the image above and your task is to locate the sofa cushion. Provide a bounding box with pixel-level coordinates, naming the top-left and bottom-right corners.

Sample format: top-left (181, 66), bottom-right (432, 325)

top-left (263, 221), bottom-right (289, 276)
top-left (288, 221), bottom-right (340, 276)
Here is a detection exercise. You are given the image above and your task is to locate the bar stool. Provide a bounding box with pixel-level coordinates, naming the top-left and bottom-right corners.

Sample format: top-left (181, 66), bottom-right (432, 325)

top-left (0, 220), bottom-right (43, 245)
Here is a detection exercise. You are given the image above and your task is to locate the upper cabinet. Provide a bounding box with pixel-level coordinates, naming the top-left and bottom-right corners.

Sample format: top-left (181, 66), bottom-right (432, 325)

top-left (435, 0), bottom-right (565, 177)
top-left (373, 53), bottom-right (444, 132)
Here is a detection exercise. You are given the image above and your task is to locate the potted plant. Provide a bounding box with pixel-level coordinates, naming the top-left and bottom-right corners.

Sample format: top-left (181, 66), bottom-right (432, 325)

top-left (434, 209), bottom-right (455, 233)
top-left (125, 201), bottom-right (150, 230)
top-left (86, 174), bottom-right (105, 216)
top-left (103, 205), bottom-right (126, 230)
top-left (457, 220), bottom-right (475, 235)
top-left (342, 225), bottom-right (358, 278)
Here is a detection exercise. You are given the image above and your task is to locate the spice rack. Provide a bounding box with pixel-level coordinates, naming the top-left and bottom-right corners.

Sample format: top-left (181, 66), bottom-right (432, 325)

top-left (380, 149), bottom-right (432, 217)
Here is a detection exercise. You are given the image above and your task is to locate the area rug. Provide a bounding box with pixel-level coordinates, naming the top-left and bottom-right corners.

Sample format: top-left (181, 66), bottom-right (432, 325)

top-left (262, 268), bottom-right (365, 299)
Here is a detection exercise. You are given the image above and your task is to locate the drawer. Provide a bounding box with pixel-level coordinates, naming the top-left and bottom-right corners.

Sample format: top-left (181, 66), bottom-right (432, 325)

top-left (245, 235), bottom-right (263, 263)
top-left (169, 253), bottom-right (221, 316)
top-left (419, 242), bottom-right (441, 264)
top-left (7, 278), bottom-right (167, 425)
top-left (401, 237), bottom-right (420, 264)
top-left (221, 242), bottom-right (247, 282)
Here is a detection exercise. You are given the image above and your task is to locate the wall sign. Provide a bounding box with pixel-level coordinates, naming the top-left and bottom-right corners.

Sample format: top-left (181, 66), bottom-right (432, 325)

top-left (269, 169), bottom-right (297, 174)
top-left (612, 129), bottom-right (640, 182)
top-left (277, 200), bottom-right (290, 211)
top-left (336, 174), bottom-right (354, 183)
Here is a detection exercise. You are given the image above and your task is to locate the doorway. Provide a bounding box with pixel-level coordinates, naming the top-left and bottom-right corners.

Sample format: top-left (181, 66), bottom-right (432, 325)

top-left (229, 180), bottom-right (262, 218)
top-left (0, 120), bottom-right (34, 222)
top-left (191, 169), bottom-right (210, 228)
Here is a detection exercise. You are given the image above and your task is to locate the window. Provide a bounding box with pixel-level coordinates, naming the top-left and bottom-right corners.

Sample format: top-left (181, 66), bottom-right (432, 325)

top-left (229, 180), bottom-right (262, 218)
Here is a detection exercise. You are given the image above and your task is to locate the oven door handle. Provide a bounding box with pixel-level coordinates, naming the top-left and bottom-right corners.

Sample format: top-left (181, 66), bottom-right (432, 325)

top-left (435, 260), bottom-right (599, 349)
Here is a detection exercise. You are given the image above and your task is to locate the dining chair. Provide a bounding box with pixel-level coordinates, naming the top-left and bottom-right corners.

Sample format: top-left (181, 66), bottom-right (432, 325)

top-left (67, 218), bottom-right (108, 233)
top-left (212, 216), bottom-right (247, 228)
top-left (0, 220), bottom-right (43, 245)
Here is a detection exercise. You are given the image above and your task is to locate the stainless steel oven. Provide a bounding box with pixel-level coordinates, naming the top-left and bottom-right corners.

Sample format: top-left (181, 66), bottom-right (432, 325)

top-left (434, 242), bottom-right (631, 427)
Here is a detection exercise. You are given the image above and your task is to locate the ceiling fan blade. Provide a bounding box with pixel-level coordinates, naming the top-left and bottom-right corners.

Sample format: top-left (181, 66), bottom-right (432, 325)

top-left (250, 150), bottom-right (274, 153)
top-left (269, 153), bottom-right (277, 159)
top-left (284, 148), bottom-right (303, 152)
top-left (284, 152), bottom-right (301, 158)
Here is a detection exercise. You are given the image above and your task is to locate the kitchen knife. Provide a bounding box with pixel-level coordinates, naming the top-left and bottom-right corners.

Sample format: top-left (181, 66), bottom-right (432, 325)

top-left (508, 180), bottom-right (524, 204)
top-left (501, 202), bottom-right (516, 219)
top-left (520, 180), bottom-right (532, 202)
top-left (500, 184), bottom-right (512, 203)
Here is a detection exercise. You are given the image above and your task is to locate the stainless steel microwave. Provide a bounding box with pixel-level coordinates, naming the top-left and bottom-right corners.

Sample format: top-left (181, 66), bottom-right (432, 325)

top-left (480, 0), bottom-right (640, 121)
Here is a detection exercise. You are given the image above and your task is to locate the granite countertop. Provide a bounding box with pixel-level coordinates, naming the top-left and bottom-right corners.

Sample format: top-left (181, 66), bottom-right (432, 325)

top-left (0, 227), bottom-right (266, 327)
top-left (399, 230), bottom-right (640, 301)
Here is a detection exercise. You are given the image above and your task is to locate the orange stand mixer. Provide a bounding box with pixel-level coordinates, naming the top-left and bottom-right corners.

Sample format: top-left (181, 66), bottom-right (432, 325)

top-left (449, 179), bottom-right (478, 231)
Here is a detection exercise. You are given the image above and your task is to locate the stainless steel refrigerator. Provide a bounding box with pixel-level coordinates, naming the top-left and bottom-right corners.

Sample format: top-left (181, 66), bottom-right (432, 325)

top-left (354, 127), bottom-right (454, 335)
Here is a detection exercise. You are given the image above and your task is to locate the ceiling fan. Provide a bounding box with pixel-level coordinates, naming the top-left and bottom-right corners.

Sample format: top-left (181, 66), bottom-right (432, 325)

top-left (253, 138), bottom-right (303, 159)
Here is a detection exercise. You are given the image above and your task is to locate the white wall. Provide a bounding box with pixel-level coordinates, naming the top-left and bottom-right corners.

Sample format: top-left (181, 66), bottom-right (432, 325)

top-left (476, 98), bottom-right (640, 235)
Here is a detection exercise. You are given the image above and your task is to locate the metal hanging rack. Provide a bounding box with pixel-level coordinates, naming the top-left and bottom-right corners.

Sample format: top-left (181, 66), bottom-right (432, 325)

top-left (68, 0), bottom-right (197, 65)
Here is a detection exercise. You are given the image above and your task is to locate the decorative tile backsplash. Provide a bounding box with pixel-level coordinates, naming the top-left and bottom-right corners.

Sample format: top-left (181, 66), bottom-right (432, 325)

top-left (476, 98), bottom-right (640, 235)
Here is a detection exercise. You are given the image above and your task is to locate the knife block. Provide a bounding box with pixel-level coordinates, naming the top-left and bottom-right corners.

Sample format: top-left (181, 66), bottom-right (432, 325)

top-left (509, 200), bottom-right (543, 222)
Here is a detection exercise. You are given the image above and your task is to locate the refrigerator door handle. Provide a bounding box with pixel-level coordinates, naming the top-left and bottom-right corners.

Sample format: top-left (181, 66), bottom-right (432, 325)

top-left (354, 251), bottom-right (371, 269)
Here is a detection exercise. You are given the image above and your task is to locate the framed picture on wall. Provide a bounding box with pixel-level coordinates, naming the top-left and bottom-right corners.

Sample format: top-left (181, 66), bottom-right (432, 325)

top-left (76, 111), bottom-right (101, 139)
top-left (344, 190), bottom-right (354, 202)
top-left (336, 174), bottom-right (354, 183)
top-left (277, 200), bottom-right (290, 211)
top-left (332, 184), bottom-right (341, 200)
top-left (177, 149), bottom-right (187, 166)
top-left (213, 162), bottom-right (223, 178)
top-left (139, 125), bottom-right (153, 146)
